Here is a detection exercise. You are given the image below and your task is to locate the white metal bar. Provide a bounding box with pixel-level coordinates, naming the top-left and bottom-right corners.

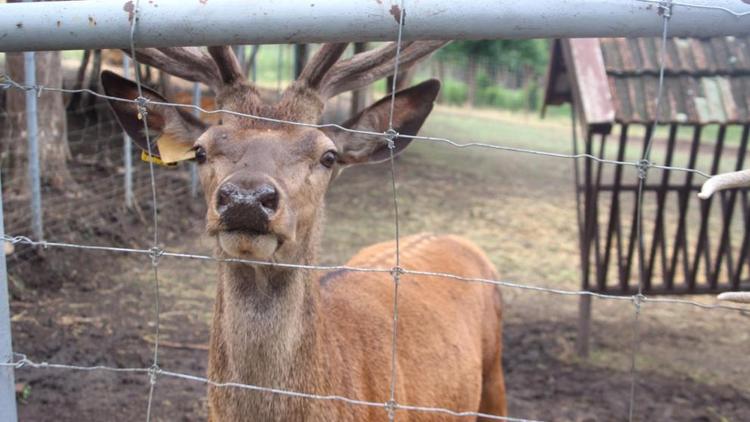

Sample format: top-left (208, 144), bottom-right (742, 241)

top-left (0, 172), bottom-right (18, 422)
top-left (24, 51), bottom-right (43, 240)
top-left (1, 0), bottom-right (749, 52)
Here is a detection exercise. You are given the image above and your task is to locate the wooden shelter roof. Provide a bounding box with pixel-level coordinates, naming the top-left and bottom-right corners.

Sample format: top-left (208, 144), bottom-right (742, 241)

top-left (544, 36), bottom-right (750, 132)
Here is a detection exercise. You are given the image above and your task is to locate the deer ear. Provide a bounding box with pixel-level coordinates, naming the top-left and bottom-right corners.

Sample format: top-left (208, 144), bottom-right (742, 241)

top-left (100, 71), bottom-right (207, 164)
top-left (330, 79), bottom-right (440, 165)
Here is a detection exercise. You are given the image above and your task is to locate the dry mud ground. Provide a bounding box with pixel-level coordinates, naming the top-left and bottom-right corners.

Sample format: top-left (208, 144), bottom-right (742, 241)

top-left (9, 125), bottom-right (750, 421)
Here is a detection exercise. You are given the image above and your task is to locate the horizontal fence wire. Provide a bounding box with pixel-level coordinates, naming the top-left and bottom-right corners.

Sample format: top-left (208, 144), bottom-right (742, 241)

top-left (3, 234), bottom-right (748, 313)
top-left (0, 355), bottom-right (541, 422)
top-left (2, 1), bottom-right (750, 421)
top-left (0, 75), bottom-right (717, 180)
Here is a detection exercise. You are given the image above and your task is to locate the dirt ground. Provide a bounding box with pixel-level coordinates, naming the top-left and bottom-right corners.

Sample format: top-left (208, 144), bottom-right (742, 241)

top-left (8, 119), bottom-right (750, 421)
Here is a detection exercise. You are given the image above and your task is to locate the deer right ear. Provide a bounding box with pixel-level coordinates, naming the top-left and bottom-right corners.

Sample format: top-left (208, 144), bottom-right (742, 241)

top-left (100, 71), bottom-right (207, 164)
top-left (328, 79), bottom-right (440, 166)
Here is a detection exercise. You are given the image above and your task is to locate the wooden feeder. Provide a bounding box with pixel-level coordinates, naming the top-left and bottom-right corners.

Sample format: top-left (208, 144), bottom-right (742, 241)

top-left (543, 36), bottom-right (750, 355)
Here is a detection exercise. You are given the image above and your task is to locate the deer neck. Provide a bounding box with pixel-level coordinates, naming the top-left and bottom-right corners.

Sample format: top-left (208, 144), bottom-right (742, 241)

top-left (209, 220), bottom-right (332, 415)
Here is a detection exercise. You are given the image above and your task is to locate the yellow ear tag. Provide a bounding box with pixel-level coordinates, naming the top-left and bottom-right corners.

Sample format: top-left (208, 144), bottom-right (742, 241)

top-left (157, 134), bottom-right (197, 164)
top-left (141, 151), bottom-right (178, 167)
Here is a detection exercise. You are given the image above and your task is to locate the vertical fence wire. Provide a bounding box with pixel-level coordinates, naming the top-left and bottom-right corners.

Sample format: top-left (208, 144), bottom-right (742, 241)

top-left (126, 1), bottom-right (163, 420)
top-left (123, 55), bottom-right (134, 208)
top-left (190, 82), bottom-right (202, 197)
top-left (386, 2), bottom-right (407, 420)
top-left (0, 1), bottom-right (747, 421)
top-left (628, 1), bottom-right (673, 420)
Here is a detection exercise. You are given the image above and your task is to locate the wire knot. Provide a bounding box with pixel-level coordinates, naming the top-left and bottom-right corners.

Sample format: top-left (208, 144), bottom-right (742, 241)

top-left (135, 96), bottom-right (150, 118)
top-left (13, 358), bottom-right (29, 369)
top-left (390, 266), bottom-right (404, 279)
top-left (149, 246), bottom-right (164, 266)
top-left (148, 364), bottom-right (160, 385)
top-left (632, 293), bottom-right (645, 311)
top-left (385, 399), bottom-right (398, 419)
top-left (636, 159), bottom-right (651, 180)
top-left (658, 0), bottom-right (673, 19)
top-left (384, 129), bottom-right (399, 150)
top-left (0, 74), bottom-right (10, 90)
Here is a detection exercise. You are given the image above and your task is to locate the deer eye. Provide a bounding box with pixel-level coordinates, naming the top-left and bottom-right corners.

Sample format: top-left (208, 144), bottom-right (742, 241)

top-left (194, 145), bottom-right (207, 164)
top-left (320, 150), bottom-right (337, 169)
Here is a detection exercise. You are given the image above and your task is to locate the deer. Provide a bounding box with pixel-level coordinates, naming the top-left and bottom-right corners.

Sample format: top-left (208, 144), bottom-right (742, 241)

top-left (101, 43), bottom-right (507, 421)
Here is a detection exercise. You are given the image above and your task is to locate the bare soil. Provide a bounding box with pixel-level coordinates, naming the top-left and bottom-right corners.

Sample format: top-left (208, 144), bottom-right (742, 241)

top-left (8, 133), bottom-right (750, 421)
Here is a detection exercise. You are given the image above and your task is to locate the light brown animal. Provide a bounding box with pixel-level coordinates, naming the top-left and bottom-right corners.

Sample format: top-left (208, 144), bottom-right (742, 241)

top-left (102, 43), bottom-right (506, 421)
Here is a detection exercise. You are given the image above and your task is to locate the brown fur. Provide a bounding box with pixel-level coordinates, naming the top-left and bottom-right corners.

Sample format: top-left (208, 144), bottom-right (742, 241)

top-left (208, 234), bottom-right (506, 421)
top-left (102, 42), bottom-right (506, 421)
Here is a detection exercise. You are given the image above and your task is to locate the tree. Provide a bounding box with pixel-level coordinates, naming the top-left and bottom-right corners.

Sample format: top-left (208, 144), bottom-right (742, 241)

top-left (3, 51), bottom-right (74, 194)
top-left (436, 40), bottom-right (548, 107)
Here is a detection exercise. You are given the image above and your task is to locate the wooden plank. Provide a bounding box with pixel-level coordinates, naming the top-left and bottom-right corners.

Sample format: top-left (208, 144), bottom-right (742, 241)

top-left (564, 39), bottom-right (616, 131)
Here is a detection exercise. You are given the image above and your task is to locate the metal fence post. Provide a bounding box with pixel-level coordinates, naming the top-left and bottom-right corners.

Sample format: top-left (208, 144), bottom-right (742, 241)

top-left (190, 82), bottom-right (201, 197)
top-left (0, 172), bottom-right (19, 422)
top-left (123, 54), bottom-right (134, 208)
top-left (24, 50), bottom-right (43, 240)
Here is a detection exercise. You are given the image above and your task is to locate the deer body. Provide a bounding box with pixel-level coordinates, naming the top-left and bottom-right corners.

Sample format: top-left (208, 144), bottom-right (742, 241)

top-left (209, 234), bottom-right (505, 421)
top-left (102, 42), bottom-right (506, 421)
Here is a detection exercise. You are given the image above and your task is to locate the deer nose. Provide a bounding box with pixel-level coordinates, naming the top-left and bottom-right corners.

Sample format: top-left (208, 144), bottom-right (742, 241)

top-left (217, 182), bottom-right (279, 234)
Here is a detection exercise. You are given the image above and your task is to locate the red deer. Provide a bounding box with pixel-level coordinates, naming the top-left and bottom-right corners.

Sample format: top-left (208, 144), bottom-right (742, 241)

top-left (101, 43), bottom-right (506, 421)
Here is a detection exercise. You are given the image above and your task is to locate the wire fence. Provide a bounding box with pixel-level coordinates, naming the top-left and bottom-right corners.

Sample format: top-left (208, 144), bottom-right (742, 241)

top-left (1, 0), bottom-right (750, 421)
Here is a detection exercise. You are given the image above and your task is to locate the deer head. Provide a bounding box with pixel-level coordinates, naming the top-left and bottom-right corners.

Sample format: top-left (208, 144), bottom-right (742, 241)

top-left (101, 43), bottom-right (445, 262)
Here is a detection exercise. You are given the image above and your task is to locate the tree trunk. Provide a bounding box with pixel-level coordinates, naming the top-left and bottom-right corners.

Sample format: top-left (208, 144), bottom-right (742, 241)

top-left (435, 59), bottom-right (446, 104)
top-left (349, 43), bottom-right (370, 117)
top-left (4, 51), bottom-right (74, 194)
top-left (66, 49), bottom-right (91, 111)
top-left (293, 44), bottom-right (309, 79)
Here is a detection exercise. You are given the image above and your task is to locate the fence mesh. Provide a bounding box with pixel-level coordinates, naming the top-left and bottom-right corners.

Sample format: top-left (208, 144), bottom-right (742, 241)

top-left (1, 0), bottom-right (750, 421)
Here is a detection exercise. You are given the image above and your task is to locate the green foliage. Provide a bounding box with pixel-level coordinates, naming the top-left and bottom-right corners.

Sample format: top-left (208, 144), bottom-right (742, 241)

top-left (438, 40), bottom-right (549, 74)
top-left (440, 79), bottom-right (468, 105)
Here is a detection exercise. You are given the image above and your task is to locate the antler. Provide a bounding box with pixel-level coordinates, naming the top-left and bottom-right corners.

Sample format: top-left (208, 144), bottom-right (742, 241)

top-left (128, 47), bottom-right (222, 90)
top-left (125, 45), bottom-right (262, 109)
top-left (126, 46), bottom-right (247, 90)
top-left (319, 41), bottom-right (448, 99)
top-left (276, 41), bottom-right (447, 123)
top-left (124, 42), bottom-right (447, 124)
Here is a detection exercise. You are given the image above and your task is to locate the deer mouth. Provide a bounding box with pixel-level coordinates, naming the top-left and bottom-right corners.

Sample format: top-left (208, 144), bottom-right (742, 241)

top-left (217, 230), bottom-right (281, 260)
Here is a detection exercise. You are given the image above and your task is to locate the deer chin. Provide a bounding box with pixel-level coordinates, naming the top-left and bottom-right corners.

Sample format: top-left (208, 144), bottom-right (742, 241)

top-left (218, 231), bottom-right (279, 261)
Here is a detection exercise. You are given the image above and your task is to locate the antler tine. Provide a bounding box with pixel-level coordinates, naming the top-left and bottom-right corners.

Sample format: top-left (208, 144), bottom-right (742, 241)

top-left (126, 47), bottom-right (222, 90)
top-left (320, 40), bottom-right (448, 99)
top-left (207, 46), bottom-right (245, 86)
top-left (297, 43), bottom-right (349, 89)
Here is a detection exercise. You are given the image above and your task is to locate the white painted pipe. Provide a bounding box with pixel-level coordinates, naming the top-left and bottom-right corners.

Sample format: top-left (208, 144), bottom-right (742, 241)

top-left (1, 0), bottom-right (750, 52)
top-left (698, 169), bottom-right (750, 199)
top-left (717, 292), bottom-right (750, 303)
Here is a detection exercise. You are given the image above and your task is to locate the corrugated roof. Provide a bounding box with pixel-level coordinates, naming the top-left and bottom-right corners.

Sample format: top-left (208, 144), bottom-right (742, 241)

top-left (543, 36), bottom-right (750, 127)
top-left (600, 36), bottom-right (750, 124)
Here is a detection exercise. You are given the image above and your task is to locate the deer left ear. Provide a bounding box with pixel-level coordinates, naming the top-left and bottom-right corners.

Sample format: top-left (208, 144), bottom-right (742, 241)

top-left (101, 71), bottom-right (207, 164)
top-left (329, 79), bottom-right (440, 165)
